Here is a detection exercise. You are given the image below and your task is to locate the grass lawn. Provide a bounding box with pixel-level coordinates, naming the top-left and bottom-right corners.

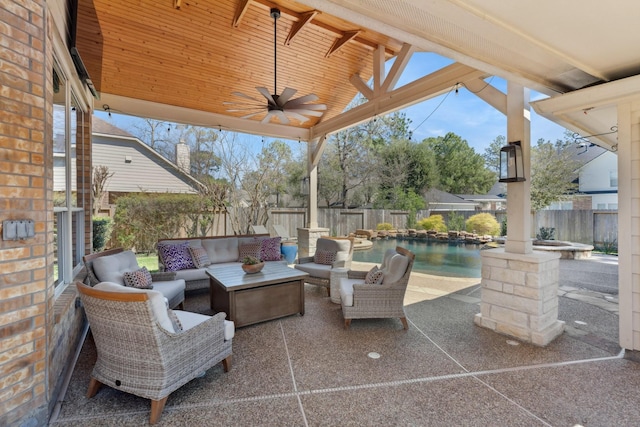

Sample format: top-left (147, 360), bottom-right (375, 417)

top-left (136, 254), bottom-right (159, 272)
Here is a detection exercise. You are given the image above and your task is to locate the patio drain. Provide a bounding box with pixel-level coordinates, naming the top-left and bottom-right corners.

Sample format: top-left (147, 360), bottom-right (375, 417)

top-left (368, 352), bottom-right (381, 359)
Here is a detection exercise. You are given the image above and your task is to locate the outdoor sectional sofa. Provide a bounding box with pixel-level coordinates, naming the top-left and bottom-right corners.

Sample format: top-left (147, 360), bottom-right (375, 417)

top-left (157, 234), bottom-right (286, 292)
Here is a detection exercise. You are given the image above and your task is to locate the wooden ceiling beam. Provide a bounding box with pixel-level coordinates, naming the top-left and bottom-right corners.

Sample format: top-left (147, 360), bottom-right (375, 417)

top-left (372, 44), bottom-right (385, 96)
top-left (310, 62), bottom-right (487, 138)
top-left (381, 43), bottom-right (415, 93)
top-left (233, 0), bottom-right (253, 27)
top-left (285, 10), bottom-right (318, 45)
top-left (326, 30), bottom-right (360, 58)
top-left (350, 73), bottom-right (373, 100)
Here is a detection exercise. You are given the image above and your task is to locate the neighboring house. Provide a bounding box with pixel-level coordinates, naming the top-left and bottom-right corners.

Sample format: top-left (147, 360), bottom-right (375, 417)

top-left (424, 188), bottom-right (478, 211)
top-left (456, 194), bottom-right (506, 211)
top-left (424, 188), bottom-right (506, 212)
top-left (546, 145), bottom-right (618, 210)
top-left (54, 117), bottom-right (203, 215)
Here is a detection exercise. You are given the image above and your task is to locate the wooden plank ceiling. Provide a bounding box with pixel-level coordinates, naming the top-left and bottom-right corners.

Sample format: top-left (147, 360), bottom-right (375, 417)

top-left (76, 0), bottom-right (405, 129)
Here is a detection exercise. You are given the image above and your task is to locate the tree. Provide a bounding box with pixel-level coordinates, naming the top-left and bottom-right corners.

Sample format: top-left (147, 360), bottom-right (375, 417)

top-left (318, 98), bottom-right (412, 208)
top-left (483, 135), bottom-right (505, 173)
top-left (530, 138), bottom-right (579, 210)
top-left (422, 132), bottom-right (495, 194)
top-left (91, 165), bottom-right (114, 216)
top-left (130, 118), bottom-right (175, 160)
top-left (182, 126), bottom-right (221, 178)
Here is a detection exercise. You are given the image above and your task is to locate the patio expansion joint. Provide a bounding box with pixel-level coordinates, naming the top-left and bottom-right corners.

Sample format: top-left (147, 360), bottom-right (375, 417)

top-left (52, 344), bottom-right (626, 424)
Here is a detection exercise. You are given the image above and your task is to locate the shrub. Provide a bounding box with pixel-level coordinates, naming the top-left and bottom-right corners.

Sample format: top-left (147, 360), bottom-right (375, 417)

top-left (536, 227), bottom-right (555, 240)
top-left (376, 222), bottom-right (394, 230)
top-left (500, 217), bottom-right (507, 236)
top-left (417, 215), bottom-right (447, 232)
top-left (465, 213), bottom-right (500, 236)
top-left (447, 212), bottom-right (465, 231)
top-left (92, 217), bottom-right (113, 252)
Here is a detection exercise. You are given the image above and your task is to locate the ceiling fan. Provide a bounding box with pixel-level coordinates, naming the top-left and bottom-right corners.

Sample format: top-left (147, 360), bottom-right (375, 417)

top-left (224, 8), bottom-right (326, 125)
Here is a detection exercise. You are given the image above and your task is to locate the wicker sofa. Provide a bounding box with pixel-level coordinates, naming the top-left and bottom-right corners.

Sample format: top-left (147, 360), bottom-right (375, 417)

top-left (157, 234), bottom-right (287, 292)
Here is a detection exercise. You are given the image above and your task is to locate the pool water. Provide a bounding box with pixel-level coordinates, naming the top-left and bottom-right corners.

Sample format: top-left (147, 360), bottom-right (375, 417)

top-left (352, 238), bottom-right (482, 278)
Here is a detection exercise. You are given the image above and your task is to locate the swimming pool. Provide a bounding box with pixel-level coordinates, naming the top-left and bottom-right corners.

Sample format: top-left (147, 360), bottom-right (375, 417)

top-left (352, 238), bottom-right (482, 278)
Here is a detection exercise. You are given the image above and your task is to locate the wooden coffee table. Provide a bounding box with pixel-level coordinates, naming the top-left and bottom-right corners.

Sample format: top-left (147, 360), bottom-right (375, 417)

top-left (207, 262), bottom-right (308, 328)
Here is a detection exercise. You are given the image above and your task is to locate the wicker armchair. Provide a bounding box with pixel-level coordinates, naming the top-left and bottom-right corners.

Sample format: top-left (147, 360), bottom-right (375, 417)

top-left (83, 248), bottom-right (185, 309)
top-left (338, 246), bottom-right (415, 329)
top-left (77, 282), bottom-right (234, 424)
top-left (294, 236), bottom-right (354, 297)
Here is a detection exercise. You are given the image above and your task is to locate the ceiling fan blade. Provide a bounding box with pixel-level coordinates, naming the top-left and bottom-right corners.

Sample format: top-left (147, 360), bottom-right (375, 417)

top-left (285, 102), bottom-right (326, 111)
top-left (231, 91), bottom-right (263, 103)
top-left (256, 87), bottom-right (277, 105)
top-left (227, 108), bottom-right (265, 113)
top-left (277, 87), bottom-right (297, 107)
top-left (286, 108), bottom-right (324, 117)
top-left (273, 110), bottom-right (290, 125)
top-left (242, 111), bottom-right (265, 120)
top-left (287, 93), bottom-right (319, 106)
top-left (261, 111), bottom-right (275, 124)
top-left (283, 111), bottom-right (310, 123)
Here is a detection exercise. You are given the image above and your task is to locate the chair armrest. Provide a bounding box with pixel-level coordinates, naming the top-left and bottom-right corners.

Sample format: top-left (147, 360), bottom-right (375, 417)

top-left (347, 270), bottom-right (367, 280)
top-left (159, 312), bottom-right (231, 366)
top-left (297, 256), bottom-right (314, 264)
top-left (151, 271), bottom-right (177, 282)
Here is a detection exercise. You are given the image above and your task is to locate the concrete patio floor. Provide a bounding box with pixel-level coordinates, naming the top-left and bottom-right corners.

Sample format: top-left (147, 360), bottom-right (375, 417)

top-left (50, 254), bottom-right (640, 426)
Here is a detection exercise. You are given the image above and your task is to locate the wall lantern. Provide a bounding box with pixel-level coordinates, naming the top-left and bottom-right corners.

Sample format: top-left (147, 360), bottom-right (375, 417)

top-left (300, 176), bottom-right (310, 195)
top-left (499, 141), bottom-right (525, 183)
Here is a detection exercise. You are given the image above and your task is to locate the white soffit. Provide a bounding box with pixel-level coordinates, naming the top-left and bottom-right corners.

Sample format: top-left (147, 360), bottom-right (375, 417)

top-left (302, 0), bottom-right (607, 93)
top-left (532, 74), bottom-right (640, 151)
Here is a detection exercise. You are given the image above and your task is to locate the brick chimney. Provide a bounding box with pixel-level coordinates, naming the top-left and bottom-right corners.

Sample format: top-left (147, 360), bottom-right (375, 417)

top-left (175, 139), bottom-right (190, 174)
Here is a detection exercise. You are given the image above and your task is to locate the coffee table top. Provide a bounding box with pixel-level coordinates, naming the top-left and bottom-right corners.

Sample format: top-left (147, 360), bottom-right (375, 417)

top-left (206, 262), bottom-right (308, 291)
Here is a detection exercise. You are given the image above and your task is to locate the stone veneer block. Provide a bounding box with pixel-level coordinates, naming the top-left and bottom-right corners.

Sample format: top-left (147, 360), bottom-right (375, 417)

top-left (474, 248), bottom-right (565, 346)
top-left (297, 227), bottom-right (329, 259)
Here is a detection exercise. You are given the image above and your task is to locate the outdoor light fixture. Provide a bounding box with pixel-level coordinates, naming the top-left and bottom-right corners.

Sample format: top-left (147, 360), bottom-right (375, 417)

top-left (300, 176), bottom-right (310, 195)
top-left (499, 141), bottom-right (525, 183)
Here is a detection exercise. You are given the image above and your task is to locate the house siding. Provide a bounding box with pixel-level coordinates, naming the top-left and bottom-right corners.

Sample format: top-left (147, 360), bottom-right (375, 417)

top-left (92, 136), bottom-right (198, 194)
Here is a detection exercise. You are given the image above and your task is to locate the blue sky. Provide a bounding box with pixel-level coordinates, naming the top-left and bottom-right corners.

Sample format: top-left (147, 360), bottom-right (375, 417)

top-left (95, 52), bottom-right (569, 156)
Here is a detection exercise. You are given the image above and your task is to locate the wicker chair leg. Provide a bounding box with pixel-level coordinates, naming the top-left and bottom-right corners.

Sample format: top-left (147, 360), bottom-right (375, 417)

top-left (86, 377), bottom-right (102, 398)
top-left (222, 355), bottom-right (232, 372)
top-left (400, 317), bottom-right (408, 330)
top-left (344, 319), bottom-right (351, 329)
top-left (149, 396), bottom-right (169, 424)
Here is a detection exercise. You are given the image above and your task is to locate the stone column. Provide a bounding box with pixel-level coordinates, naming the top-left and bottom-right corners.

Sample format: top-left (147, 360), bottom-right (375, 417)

top-left (474, 248), bottom-right (565, 346)
top-left (297, 227), bottom-right (329, 259)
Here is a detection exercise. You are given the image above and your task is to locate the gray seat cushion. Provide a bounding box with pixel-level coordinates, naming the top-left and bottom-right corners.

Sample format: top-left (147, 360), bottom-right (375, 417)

top-left (294, 262), bottom-right (332, 279)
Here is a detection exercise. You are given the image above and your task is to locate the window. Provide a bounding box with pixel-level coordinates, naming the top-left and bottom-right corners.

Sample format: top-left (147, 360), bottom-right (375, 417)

top-left (609, 170), bottom-right (618, 188)
top-left (52, 62), bottom-right (85, 296)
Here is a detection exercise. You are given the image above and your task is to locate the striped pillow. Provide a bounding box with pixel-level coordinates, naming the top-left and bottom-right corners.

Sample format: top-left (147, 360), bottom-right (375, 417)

top-left (189, 246), bottom-right (211, 268)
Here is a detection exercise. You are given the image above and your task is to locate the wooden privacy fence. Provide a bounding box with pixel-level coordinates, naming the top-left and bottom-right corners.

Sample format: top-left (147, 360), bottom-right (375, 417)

top-left (227, 208), bottom-right (617, 246)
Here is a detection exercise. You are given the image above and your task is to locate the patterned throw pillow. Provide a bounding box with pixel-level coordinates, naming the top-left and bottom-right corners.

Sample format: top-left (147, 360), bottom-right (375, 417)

top-left (123, 267), bottom-right (153, 289)
top-left (314, 249), bottom-right (337, 265)
top-left (260, 237), bottom-right (282, 261)
top-left (365, 265), bottom-right (384, 284)
top-left (237, 240), bottom-right (262, 261)
top-left (158, 242), bottom-right (195, 271)
top-left (189, 246), bottom-right (211, 268)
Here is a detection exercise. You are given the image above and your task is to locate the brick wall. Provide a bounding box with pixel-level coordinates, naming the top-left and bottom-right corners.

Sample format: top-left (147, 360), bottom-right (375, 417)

top-left (0, 1), bottom-right (51, 425)
top-left (572, 195), bottom-right (592, 210)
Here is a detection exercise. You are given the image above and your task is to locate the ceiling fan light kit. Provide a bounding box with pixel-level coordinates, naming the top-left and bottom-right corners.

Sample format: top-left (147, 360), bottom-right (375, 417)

top-left (226, 7), bottom-right (327, 125)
